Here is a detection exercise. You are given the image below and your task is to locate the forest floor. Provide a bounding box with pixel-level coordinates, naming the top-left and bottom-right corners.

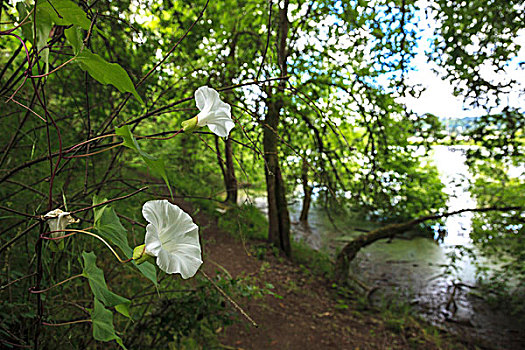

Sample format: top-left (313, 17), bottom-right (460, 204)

top-left (176, 199), bottom-right (481, 350)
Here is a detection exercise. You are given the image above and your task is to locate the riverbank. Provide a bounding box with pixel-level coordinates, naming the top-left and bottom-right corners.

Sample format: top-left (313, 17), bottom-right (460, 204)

top-left (280, 145), bottom-right (525, 349)
top-left (183, 201), bottom-right (479, 349)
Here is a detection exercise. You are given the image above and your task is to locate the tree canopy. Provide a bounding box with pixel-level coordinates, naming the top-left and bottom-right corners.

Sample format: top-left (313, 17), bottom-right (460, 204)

top-left (0, 0), bottom-right (523, 348)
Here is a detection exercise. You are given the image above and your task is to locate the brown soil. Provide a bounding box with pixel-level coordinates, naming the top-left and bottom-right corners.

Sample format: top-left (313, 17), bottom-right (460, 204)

top-left (176, 200), bottom-right (472, 350)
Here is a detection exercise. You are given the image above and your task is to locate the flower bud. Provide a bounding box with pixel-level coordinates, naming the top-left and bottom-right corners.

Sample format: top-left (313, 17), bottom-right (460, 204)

top-left (181, 116), bottom-right (198, 133)
top-left (132, 244), bottom-right (154, 265)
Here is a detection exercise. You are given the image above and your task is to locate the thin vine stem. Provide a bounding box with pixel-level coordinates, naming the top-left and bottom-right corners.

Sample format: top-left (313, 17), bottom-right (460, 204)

top-left (136, 128), bottom-right (183, 140)
top-left (65, 133), bottom-right (116, 153)
top-left (30, 274), bottom-right (83, 294)
top-left (8, 97), bottom-right (46, 122)
top-left (63, 143), bottom-right (121, 159)
top-left (30, 55), bottom-right (77, 78)
top-left (42, 319), bottom-right (91, 327)
top-left (44, 229), bottom-right (131, 263)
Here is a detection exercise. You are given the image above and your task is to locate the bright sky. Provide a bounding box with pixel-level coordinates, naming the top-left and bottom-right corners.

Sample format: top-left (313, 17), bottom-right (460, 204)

top-left (399, 0), bottom-right (525, 119)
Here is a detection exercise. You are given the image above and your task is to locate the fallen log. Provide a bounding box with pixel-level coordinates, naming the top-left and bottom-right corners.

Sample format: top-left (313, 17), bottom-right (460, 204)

top-left (334, 206), bottom-right (523, 284)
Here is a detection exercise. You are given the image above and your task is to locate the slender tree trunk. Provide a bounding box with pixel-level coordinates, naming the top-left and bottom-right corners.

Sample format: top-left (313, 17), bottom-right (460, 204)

top-left (219, 30), bottom-right (239, 204)
top-left (264, 93), bottom-right (291, 256)
top-left (262, 0), bottom-right (291, 256)
top-left (299, 158), bottom-right (313, 222)
top-left (224, 138), bottom-right (238, 204)
top-left (215, 136), bottom-right (237, 204)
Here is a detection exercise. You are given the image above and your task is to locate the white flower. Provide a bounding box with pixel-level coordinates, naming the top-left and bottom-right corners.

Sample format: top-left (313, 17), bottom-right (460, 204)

top-left (182, 86), bottom-right (234, 137)
top-left (142, 200), bottom-right (202, 279)
top-left (44, 209), bottom-right (78, 237)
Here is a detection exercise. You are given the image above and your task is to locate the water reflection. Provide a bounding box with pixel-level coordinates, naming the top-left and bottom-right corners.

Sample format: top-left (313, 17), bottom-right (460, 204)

top-left (433, 145), bottom-right (475, 247)
top-left (285, 145), bottom-right (524, 349)
top-left (239, 146), bottom-right (523, 347)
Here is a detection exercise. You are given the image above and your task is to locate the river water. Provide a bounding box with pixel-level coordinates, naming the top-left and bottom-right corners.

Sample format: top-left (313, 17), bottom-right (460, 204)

top-left (251, 145), bottom-right (523, 349)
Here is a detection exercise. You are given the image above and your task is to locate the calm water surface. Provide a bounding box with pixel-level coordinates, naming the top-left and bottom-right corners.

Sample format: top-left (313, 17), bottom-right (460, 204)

top-left (249, 145), bottom-right (523, 349)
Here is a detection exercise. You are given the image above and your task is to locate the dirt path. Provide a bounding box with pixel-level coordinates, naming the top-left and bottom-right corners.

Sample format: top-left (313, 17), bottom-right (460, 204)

top-left (178, 201), bottom-right (468, 350)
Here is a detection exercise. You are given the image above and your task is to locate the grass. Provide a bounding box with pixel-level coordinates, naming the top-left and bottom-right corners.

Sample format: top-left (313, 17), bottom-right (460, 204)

top-left (199, 200), bottom-right (472, 350)
top-left (215, 201), bottom-right (334, 278)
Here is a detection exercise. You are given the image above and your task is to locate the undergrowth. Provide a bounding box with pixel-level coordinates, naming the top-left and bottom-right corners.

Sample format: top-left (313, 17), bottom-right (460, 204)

top-left (201, 200), bottom-right (471, 350)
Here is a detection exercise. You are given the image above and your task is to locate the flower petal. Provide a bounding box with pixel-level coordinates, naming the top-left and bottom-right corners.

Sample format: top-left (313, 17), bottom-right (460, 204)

top-left (213, 100), bottom-right (231, 118)
top-left (141, 200), bottom-right (202, 278)
top-left (156, 245), bottom-right (203, 279)
top-left (159, 218), bottom-right (199, 251)
top-left (44, 209), bottom-right (78, 238)
top-left (196, 109), bottom-right (211, 127)
top-left (207, 119), bottom-right (235, 138)
top-left (195, 87), bottom-right (207, 111)
top-left (195, 86), bottom-right (219, 112)
top-left (144, 224), bottom-right (162, 256)
top-left (143, 200), bottom-right (176, 256)
top-left (193, 86), bottom-right (234, 138)
top-left (142, 200), bottom-right (167, 229)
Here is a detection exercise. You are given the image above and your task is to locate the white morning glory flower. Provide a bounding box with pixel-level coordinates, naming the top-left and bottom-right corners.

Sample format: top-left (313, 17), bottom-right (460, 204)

top-left (44, 209), bottom-right (78, 237)
top-left (141, 200), bottom-right (202, 279)
top-left (182, 86), bottom-right (235, 138)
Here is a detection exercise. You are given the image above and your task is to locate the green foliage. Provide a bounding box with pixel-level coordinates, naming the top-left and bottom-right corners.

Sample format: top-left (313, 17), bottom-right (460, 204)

top-left (115, 125), bottom-right (172, 198)
top-left (217, 204), bottom-right (268, 241)
top-left (37, 0), bottom-right (91, 29)
top-left (466, 108), bottom-right (524, 163)
top-left (17, 3), bottom-right (52, 71)
top-left (81, 251), bottom-right (130, 315)
top-left (64, 26), bottom-right (83, 54)
top-left (93, 197), bottom-right (133, 258)
top-left (75, 50), bottom-right (144, 104)
top-left (130, 273), bottom-right (264, 348)
top-left (468, 159), bottom-right (525, 287)
top-left (91, 298), bottom-right (127, 349)
top-left (431, 0), bottom-right (523, 106)
top-left (1, 0), bottom-right (523, 348)
top-left (93, 196), bottom-right (158, 285)
top-left (292, 242), bottom-right (334, 279)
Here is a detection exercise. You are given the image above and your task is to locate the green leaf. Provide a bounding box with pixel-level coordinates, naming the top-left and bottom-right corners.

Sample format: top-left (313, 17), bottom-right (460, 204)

top-left (92, 196), bottom-right (158, 286)
top-left (19, 1), bottom-right (85, 75)
top-left (37, 0), bottom-right (91, 29)
top-left (114, 303), bottom-right (131, 319)
top-left (16, 3), bottom-right (34, 43)
top-left (34, 12), bottom-right (53, 51)
top-left (143, 157), bottom-right (173, 198)
top-left (134, 260), bottom-right (158, 286)
top-left (92, 195), bottom-right (105, 223)
top-left (75, 50), bottom-right (144, 104)
top-left (92, 298), bottom-right (127, 349)
top-left (65, 25), bottom-right (84, 54)
top-left (115, 125), bottom-right (173, 198)
top-left (82, 252), bottom-right (130, 317)
top-left (21, 4), bottom-right (53, 74)
top-left (92, 197), bottom-right (132, 258)
top-left (114, 125), bottom-right (140, 152)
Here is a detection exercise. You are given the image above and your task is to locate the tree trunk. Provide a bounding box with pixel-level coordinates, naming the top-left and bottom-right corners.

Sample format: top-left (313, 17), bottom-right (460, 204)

top-left (214, 136), bottom-right (238, 204)
top-left (224, 138), bottom-right (238, 204)
top-left (263, 90), bottom-right (291, 256)
top-left (299, 158), bottom-right (313, 222)
top-left (216, 28), bottom-right (239, 205)
top-left (333, 206), bottom-right (523, 284)
top-left (262, 0), bottom-right (291, 256)
top-left (334, 222), bottom-right (414, 283)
